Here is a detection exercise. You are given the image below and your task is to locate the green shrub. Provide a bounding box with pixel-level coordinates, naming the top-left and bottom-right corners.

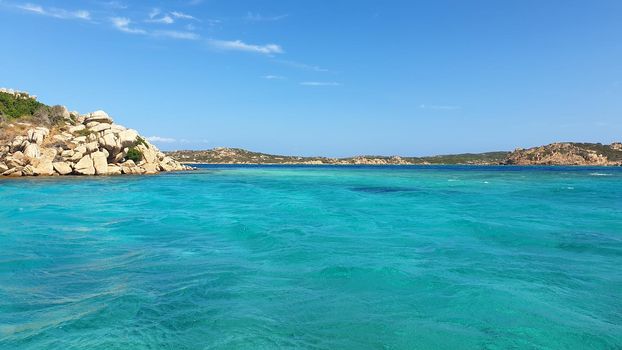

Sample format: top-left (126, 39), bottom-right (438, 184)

top-left (0, 92), bottom-right (46, 119)
top-left (136, 136), bottom-right (148, 147)
top-left (126, 147), bottom-right (142, 163)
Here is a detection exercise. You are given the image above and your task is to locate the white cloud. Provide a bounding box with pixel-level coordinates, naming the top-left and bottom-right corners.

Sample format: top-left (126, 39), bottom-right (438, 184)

top-left (111, 17), bottom-right (199, 40)
top-left (73, 10), bottom-right (91, 20)
top-left (148, 8), bottom-right (160, 19)
top-left (17, 3), bottom-right (44, 14)
top-left (146, 9), bottom-right (174, 24)
top-left (110, 17), bottom-right (146, 34)
top-left (300, 81), bottom-right (341, 86)
top-left (274, 59), bottom-right (329, 72)
top-left (246, 12), bottom-right (288, 21)
top-left (208, 39), bottom-right (283, 55)
top-left (146, 9), bottom-right (197, 24)
top-left (146, 136), bottom-right (176, 143)
top-left (171, 11), bottom-right (198, 21)
top-left (263, 75), bottom-right (286, 80)
top-left (16, 3), bottom-right (91, 20)
top-left (147, 15), bottom-right (174, 24)
top-left (154, 30), bottom-right (199, 40)
top-left (419, 104), bottom-right (461, 110)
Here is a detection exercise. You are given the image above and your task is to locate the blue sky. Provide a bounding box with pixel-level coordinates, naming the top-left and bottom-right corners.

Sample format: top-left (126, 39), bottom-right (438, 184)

top-left (0, 0), bottom-right (621, 156)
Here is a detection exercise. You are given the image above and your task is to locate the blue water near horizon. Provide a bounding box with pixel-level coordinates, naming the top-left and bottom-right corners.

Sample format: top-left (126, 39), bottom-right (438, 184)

top-left (1, 165), bottom-right (621, 349)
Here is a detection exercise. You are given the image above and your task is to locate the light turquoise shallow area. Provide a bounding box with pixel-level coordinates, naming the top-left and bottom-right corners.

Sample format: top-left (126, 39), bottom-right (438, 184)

top-left (1, 165), bottom-right (621, 349)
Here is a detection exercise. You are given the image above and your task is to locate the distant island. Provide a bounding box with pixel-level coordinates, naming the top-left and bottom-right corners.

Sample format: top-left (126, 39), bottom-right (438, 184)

top-left (0, 89), bottom-right (190, 177)
top-left (166, 143), bottom-right (622, 166)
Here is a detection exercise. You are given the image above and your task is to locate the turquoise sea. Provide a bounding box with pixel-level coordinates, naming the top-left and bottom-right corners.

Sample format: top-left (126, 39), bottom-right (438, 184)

top-left (1, 165), bottom-right (621, 349)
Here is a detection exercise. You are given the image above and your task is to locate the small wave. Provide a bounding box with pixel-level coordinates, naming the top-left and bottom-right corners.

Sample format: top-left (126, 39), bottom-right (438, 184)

top-left (590, 173), bottom-right (612, 176)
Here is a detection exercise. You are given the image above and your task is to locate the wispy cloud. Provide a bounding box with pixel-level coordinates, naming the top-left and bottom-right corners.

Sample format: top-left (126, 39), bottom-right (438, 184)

top-left (154, 30), bottom-right (199, 40)
top-left (205, 19), bottom-right (222, 27)
top-left (148, 15), bottom-right (174, 24)
top-left (111, 17), bottom-right (199, 40)
top-left (146, 8), bottom-right (174, 24)
top-left (110, 17), bottom-right (146, 34)
top-left (16, 3), bottom-right (91, 20)
top-left (263, 75), bottom-right (286, 80)
top-left (146, 136), bottom-right (176, 143)
top-left (274, 59), bottom-right (329, 73)
top-left (419, 104), bottom-right (461, 110)
top-left (246, 12), bottom-right (288, 21)
top-left (208, 39), bottom-right (283, 55)
top-left (300, 81), bottom-right (341, 86)
top-left (146, 9), bottom-right (199, 24)
top-left (171, 11), bottom-right (198, 21)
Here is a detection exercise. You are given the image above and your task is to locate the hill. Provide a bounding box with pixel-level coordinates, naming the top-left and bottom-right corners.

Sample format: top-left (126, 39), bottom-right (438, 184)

top-left (166, 143), bottom-right (622, 166)
top-left (165, 148), bottom-right (510, 165)
top-left (503, 142), bottom-right (622, 165)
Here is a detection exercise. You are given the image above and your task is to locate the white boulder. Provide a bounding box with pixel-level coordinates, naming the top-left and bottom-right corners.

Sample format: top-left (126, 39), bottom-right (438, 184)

top-left (53, 162), bottom-right (73, 175)
top-left (23, 143), bottom-right (41, 158)
top-left (74, 155), bottom-right (95, 175)
top-left (85, 110), bottom-right (113, 124)
top-left (91, 151), bottom-right (108, 175)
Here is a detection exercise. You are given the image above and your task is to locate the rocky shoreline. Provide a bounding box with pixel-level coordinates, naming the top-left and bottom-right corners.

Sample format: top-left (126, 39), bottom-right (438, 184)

top-left (1, 91), bottom-right (191, 177)
top-left (502, 142), bottom-right (622, 166)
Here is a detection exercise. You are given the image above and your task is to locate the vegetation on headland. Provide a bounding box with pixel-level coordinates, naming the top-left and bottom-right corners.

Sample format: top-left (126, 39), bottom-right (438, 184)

top-left (0, 91), bottom-right (71, 127)
top-left (0, 91), bottom-right (45, 120)
top-left (166, 144), bottom-right (622, 166)
top-left (165, 148), bottom-right (511, 165)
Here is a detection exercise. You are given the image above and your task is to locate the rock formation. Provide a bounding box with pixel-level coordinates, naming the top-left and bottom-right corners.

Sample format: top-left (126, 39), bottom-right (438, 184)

top-left (0, 109), bottom-right (191, 177)
top-left (502, 142), bottom-right (622, 166)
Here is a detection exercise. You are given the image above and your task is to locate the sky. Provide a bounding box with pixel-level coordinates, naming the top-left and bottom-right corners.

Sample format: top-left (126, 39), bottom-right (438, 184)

top-left (0, 0), bottom-right (621, 156)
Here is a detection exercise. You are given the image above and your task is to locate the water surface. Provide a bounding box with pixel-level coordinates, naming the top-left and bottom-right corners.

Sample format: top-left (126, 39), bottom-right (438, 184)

top-left (1, 165), bottom-right (621, 349)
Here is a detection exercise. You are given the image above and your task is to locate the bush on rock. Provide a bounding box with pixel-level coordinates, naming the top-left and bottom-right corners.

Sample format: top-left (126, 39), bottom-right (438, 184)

top-left (126, 147), bottom-right (142, 163)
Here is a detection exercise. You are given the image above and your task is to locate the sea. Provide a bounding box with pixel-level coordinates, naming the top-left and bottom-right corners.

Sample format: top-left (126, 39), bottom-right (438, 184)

top-left (1, 165), bottom-right (621, 349)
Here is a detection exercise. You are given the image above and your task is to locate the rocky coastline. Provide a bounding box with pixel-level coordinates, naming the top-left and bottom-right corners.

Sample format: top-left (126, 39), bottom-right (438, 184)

top-left (0, 91), bottom-right (191, 177)
top-left (166, 143), bottom-right (622, 166)
top-left (502, 142), bottom-right (622, 166)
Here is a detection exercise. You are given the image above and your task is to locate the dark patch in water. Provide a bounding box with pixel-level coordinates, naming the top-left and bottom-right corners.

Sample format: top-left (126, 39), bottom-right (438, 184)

top-left (351, 186), bottom-right (417, 194)
top-left (557, 231), bottom-right (622, 257)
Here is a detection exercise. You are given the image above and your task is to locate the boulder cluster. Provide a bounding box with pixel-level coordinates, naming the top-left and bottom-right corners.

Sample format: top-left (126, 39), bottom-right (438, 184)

top-left (0, 109), bottom-right (191, 177)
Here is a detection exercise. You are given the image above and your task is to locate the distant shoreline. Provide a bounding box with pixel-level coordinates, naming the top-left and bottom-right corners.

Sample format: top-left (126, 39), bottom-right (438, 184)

top-left (183, 162), bottom-right (622, 167)
top-left (167, 143), bottom-right (622, 166)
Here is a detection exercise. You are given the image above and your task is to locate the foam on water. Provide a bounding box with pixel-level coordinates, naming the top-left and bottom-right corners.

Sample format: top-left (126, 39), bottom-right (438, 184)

top-left (1, 165), bottom-right (621, 349)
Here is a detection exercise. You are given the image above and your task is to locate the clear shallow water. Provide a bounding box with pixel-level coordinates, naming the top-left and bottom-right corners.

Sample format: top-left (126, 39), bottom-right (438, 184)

top-left (1, 165), bottom-right (621, 349)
